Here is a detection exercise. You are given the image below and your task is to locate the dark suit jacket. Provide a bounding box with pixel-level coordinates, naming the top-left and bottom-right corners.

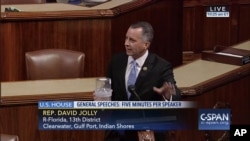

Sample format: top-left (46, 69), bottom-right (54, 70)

top-left (105, 52), bottom-right (181, 141)
top-left (107, 52), bottom-right (181, 101)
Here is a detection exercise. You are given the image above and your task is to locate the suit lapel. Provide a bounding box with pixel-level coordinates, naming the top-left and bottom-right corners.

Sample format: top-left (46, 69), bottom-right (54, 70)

top-left (135, 53), bottom-right (154, 87)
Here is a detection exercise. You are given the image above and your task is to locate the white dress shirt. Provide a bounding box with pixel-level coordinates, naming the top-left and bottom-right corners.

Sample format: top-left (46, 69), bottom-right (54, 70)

top-left (125, 50), bottom-right (148, 91)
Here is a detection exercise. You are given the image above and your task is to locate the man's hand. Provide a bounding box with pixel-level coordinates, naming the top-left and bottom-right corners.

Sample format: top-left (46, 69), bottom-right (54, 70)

top-left (153, 82), bottom-right (176, 101)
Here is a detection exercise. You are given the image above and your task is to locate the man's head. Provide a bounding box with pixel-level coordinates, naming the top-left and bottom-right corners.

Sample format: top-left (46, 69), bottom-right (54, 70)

top-left (125, 21), bottom-right (154, 59)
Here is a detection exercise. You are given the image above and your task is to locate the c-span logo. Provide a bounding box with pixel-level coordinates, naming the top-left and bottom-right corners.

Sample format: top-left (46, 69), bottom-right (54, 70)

top-left (198, 109), bottom-right (230, 130)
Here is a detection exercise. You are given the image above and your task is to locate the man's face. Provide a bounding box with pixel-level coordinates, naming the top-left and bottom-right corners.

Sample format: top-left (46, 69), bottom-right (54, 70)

top-left (125, 27), bottom-right (149, 59)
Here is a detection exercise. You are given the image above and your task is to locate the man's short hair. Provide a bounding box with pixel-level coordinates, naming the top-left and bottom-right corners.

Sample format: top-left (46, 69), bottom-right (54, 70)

top-left (130, 21), bottom-right (154, 43)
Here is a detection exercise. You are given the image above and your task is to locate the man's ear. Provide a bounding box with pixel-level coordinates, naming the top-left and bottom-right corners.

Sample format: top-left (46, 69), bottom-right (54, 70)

top-left (144, 42), bottom-right (150, 49)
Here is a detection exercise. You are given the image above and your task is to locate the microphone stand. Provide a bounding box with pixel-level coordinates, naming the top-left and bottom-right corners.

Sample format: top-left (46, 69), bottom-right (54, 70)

top-left (128, 85), bottom-right (145, 118)
top-left (128, 85), bottom-right (155, 141)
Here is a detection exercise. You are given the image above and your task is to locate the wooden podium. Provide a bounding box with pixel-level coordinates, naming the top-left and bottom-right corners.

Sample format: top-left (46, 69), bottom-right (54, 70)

top-left (172, 40), bottom-right (250, 141)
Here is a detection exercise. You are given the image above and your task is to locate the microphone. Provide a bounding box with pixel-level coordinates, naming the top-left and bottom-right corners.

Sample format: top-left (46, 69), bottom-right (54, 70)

top-left (128, 85), bottom-right (146, 120)
top-left (128, 85), bottom-right (141, 101)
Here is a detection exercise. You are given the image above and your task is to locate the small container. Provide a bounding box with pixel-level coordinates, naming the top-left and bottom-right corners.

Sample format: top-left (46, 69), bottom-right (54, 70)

top-left (94, 77), bottom-right (112, 101)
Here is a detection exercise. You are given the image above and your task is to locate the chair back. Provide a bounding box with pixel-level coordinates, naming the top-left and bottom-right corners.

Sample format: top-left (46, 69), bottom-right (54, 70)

top-left (0, 134), bottom-right (19, 141)
top-left (25, 49), bottom-right (85, 80)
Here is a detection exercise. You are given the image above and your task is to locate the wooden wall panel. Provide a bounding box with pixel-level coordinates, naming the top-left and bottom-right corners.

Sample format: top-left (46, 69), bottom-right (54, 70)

top-left (0, 0), bottom-right (183, 81)
top-left (111, 0), bottom-right (183, 67)
top-left (183, 6), bottom-right (204, 52)
top-left (202, 12), bottom-right (232, 50)
top-left (0, 19), bottom-right (112, 81)
top-left (183, 0), bottom-right (250, 52)
top-left (238, 4), bottom-right (250, 42)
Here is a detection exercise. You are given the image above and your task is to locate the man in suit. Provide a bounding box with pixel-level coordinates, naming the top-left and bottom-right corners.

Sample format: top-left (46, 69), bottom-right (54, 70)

top-left (105, 21), bottom-right (181, 141)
